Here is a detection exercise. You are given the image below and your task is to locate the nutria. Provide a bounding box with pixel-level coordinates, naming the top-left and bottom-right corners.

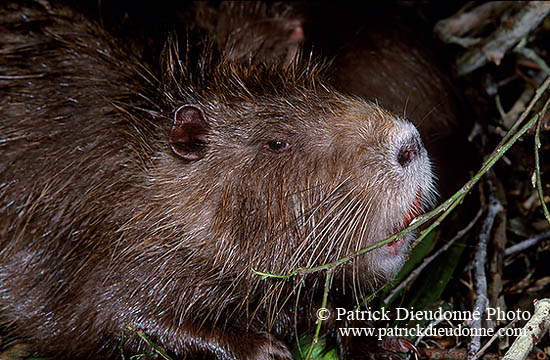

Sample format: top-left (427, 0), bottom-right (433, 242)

top-left (1, 1), bottom-right (441, 359)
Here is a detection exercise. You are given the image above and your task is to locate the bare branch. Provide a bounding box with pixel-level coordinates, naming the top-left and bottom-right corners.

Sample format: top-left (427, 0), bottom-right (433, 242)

top-left (502, 298), bottom-right (550, 360)
top-left (468, 177), bottom-right (504, 359)
top-left (457, 2), bottom-right (550, 76)
top-left (504, 231), bottom-right (550, 256)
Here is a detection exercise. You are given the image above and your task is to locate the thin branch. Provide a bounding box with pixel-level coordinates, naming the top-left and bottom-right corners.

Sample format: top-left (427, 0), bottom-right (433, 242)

top-left (487, 180), bottom-right (507, 324)
top-left (124, 324), bottom-right (174, 360)
top-left (502, 75), bottom-right (550, 144)
top-left (468, 177), bottom-right (504, 359)
top-left (305, 269), bottom-right (333, 360)
top-left (504, 230), bottom-right (550, 256)
top-left (499, 73), bottom-right (545, 130)
top-left (535, 117), bottom-right (550, 225)
top-left (471, 319), bottom-right (518, 360)
top-left (514, 39), bottom-right (550, 76)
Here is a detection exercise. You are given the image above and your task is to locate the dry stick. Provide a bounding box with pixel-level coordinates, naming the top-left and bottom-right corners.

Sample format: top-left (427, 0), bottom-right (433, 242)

top-left (253, 76), bottom-right (550, 281)
top-left (383, 208), bottom-right (483, 305)
top-left (468, 177), bottom-right (504, 360)
top-left (502, 76), bottom-right (550, 144)
top-left (502, 298), bottom-right (550, 360)
top-left (499, 72), bottom-right (546, 130)
top-left (471, 319), bottom-right (518, 360)
top-left (457, 2), bottom-right (550, 76)
top-left (434, 2), bottom-right (516, 46)
top-left (504, 230), bottom-right (550, 256)
top-left (514, 39), bottom-right (550, 76)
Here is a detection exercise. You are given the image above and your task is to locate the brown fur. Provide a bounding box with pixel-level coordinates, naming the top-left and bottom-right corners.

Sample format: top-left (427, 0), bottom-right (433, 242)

top-left (188, 1), bottom-right (303, 66)
top-left (1, 1), bottom-right (438, 359)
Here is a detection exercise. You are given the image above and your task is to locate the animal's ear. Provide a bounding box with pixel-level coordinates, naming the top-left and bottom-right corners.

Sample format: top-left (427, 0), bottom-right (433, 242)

top-left (169, 105), bottom-right (209, 161)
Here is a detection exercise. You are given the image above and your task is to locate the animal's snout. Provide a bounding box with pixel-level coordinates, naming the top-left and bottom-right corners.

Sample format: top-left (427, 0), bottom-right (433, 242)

top-left (397, 134), bottom-right (423, 167)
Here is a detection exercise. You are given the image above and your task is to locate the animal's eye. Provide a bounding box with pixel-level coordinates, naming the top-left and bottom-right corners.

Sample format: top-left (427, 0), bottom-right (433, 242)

top-left (264, 140), bottom-right (291, 153)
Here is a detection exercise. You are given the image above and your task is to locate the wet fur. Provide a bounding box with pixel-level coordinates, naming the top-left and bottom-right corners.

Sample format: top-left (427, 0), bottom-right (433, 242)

top-left (1, 1), bottom-right (436, 358)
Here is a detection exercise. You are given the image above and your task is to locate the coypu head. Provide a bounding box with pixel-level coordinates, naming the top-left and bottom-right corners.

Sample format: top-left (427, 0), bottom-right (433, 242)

top-left (134, 48), bottom-right (438, 304)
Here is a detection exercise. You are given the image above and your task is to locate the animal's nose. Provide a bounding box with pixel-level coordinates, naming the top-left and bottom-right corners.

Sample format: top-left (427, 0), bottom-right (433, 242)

top-left (397, 135), bottom-right (422, 167)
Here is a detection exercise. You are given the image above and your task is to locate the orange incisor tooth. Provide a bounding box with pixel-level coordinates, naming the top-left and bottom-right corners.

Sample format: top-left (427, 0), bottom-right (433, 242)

top-left (403, 188), bottom-right (422, 226)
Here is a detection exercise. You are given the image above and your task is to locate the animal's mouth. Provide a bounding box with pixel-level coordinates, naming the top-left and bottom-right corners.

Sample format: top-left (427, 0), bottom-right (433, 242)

top-left (402, 188), bottom-right (423, 228)
top-left (386, 188), bottom-right (423, 250)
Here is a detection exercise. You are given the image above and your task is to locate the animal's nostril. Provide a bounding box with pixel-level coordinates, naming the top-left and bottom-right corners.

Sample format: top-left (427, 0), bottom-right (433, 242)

top-left (397, 137), bottom-right (419, 167)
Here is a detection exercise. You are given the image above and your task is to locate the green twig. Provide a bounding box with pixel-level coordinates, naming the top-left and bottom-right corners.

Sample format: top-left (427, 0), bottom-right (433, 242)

top-left (305, 269), bottom-right (334, 360)
top-left (119, 329), bottom-right (127, 360)
top-left (534, 115), bottom-right (550, 225)
top-left (294, 281), bottom-right (306, 360)
top-left (354, 284), bottom-right (390, 310)
top-left (252, 267), bottom-right (302, 280)
top-left (125, 324), bottom-right (174, 360)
